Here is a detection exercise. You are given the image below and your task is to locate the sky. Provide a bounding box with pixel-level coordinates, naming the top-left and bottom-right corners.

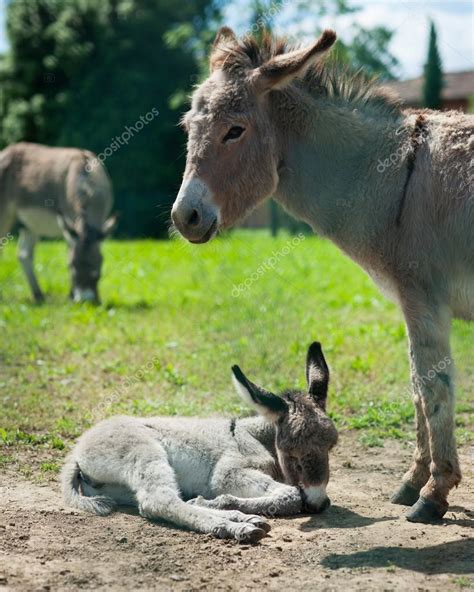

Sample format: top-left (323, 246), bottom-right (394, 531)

top-left (225, 0), bottom-right (474, 79)
top-left (0, 1), bottom-right (472, 79)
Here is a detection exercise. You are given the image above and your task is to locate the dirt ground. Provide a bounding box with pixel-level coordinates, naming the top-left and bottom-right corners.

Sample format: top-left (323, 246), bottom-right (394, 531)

top-left (1, 435), bottom-right (472, 592)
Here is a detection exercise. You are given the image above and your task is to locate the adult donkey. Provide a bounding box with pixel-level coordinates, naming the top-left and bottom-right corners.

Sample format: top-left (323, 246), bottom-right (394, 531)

top-left (0, 142), bottom-right (117, 303)
top-left (171, 28), bottom-right (474, 524)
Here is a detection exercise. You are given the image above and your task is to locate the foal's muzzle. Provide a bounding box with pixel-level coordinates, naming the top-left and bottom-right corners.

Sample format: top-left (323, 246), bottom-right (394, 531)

top-left (300, 485), bottom-right (331, 514)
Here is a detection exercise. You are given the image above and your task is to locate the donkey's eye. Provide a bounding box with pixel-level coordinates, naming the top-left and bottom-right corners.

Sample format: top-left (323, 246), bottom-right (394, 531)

top-left (223, 126), bottom-right (245, 143)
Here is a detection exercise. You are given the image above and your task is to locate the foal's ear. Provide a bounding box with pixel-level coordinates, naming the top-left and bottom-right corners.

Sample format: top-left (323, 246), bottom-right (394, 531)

top-left (253, 29), bottom-right (337, 92)
top-left (306, 342), bottom-right (330, 410)
top-left (210, 26), bottom-right (240, 72)
top-left (232, 365), bottom-right (288, 420)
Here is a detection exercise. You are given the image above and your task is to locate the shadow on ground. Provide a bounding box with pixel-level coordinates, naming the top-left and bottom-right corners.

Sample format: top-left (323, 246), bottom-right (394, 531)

top-left (321, 537), bottom-right (474, 574)
top-left (297, 505), bottom-right (394, 530)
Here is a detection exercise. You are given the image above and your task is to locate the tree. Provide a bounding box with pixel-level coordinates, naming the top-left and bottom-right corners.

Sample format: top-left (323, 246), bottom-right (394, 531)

top-left (423, 20), bottom-right (443, 109)
top-left (228, 0), bottom-right (399, 81)
top-left (336, 25), bottom-right (399, 81)
top-left (0, 0), bottom-right (221, 237)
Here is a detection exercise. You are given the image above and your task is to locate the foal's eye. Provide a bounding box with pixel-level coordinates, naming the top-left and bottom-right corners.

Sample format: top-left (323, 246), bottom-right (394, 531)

top-left (223, 126), bottom-right (245, 143)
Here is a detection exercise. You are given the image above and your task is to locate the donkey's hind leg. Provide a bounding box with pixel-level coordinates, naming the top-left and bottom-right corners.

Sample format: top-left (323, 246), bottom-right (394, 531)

top-left (132, 446), bottom-right (266, 542)
top-left (391, 373), bottom-right (431, 506)
top-left (399, 298), bottom-right (461, 523)
top-left (0, 199), bottom-right (17, 297)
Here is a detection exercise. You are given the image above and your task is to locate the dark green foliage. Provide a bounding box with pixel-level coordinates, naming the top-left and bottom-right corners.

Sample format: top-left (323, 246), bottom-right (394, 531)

top-left (0, 0), bottom-right (218, 237)
top-left (273, 0), bottom-right (399, 80)
top-left (423, 21), bottom-right (443, 109)
top-left (336, 25), bottom-right (399, 81)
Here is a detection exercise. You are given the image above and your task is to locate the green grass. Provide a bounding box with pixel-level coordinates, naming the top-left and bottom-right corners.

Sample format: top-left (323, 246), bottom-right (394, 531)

top-left (0, 231), bottom-right (472, 473)
top-left (453, 577), bottom-right (474, 590)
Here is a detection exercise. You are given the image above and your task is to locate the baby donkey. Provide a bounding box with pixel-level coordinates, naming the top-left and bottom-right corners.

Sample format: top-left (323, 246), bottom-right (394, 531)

top-left (62, 343), bottom-right (338, 542)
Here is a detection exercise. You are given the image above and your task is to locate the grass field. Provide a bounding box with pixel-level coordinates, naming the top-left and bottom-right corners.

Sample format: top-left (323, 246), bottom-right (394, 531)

top-left (0, 231), bottom-right (472, 477)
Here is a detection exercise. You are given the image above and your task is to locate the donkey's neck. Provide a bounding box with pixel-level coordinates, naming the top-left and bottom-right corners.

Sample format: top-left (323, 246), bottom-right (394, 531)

top-left (272, 90), bottom-right (409, 261)
top-left (239, 416), bottom-right (277, 451)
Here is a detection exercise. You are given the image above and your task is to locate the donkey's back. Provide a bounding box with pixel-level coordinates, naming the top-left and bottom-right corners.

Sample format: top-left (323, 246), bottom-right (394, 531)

top-left (0, 142), bottom-right (112, 225)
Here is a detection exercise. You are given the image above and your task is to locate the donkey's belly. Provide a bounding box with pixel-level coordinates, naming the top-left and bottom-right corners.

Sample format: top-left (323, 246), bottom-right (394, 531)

top-left (18, 207), bottom-right (63, 238)
top-left (167, 448), bottom-right (215, 499)
top-left (366, 267), bottom-right (400, 304)
top-left (451, 274), bottom-right (474, 321)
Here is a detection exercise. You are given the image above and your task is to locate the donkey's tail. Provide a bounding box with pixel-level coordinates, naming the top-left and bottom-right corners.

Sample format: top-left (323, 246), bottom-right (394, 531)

top-left (61, 456), bottom-right (116, 516)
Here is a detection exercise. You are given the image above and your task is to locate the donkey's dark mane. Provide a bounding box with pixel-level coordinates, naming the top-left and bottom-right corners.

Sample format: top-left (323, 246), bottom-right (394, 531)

top-left (220, 32), bottom-right (402, 117)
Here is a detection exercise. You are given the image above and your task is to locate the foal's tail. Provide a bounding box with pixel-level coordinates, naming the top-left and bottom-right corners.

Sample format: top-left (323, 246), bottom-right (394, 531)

top-left (61, 456), bottom-right (116, 516)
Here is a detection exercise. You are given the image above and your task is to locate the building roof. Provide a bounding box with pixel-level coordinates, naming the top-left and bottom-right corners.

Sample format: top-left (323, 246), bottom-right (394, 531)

top-left (383, 70), bottom-right (474, 104)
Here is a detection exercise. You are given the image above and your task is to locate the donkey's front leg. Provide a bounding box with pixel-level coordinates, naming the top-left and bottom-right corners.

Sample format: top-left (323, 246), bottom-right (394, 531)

top-left (189, 469), bottom-right (303, 516)
top-left (17, 227), bottom-right (44, 303)
top-left (399, 300), bottom-right (461, 523)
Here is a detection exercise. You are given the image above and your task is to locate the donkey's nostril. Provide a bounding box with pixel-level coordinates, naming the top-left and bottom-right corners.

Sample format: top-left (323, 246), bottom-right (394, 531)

top-left (187, 209), bottom-right (201, 227)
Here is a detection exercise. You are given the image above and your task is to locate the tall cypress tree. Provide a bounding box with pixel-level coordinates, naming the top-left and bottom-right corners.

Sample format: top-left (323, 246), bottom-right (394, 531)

top-left (423, 21), bottom-right (443, 109)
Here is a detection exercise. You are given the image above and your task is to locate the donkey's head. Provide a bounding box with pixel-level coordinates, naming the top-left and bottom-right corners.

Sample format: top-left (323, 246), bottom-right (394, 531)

top-left (171, 27), bottom-right (336, 243)
top-left (58, 214), bottom-right (118, 303)
top-left (232, 342), bottom-right (337, 513)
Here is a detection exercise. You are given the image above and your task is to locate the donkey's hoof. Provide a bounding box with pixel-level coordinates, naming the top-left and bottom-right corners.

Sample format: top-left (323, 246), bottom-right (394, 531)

top-left (390, 482), bottom-right (420, 506)
top-left (236, 524), bottom-right (267, 544)
top-left (406, 496), bottom-right (447, 523)
top-left (246, 516), bottom-right (272, 533)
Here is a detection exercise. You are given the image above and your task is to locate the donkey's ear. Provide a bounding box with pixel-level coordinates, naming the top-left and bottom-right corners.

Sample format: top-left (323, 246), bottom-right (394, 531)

top-left (232, 365), bottom-right (288, 420)
top-left (101, 213), bottom-right (119, 238)
top-left (57, 214), bottom-right (79, 246)
top-left (253, 29), bottom-right (336, 92)
top-left (210, 26), bottom-right (240, 72)
top-left (306, 342), bottom-right (330, 410)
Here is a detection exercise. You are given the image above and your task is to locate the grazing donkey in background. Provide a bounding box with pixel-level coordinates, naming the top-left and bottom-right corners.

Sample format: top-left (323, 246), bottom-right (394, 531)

top-left (0, 142), bottom-right (117, 303)
top-left (171, 28), bottom-right (474, 523)
top-left (62, 343), bottom-right (337, 543)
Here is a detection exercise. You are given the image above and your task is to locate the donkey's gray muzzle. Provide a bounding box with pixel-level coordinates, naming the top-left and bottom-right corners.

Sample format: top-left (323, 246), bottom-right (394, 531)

top-left (171, 177), bottom-right (219, 243)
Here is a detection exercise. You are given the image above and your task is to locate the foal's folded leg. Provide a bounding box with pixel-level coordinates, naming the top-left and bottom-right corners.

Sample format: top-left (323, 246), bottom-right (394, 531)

top-left (203, 507), bottom-right (271, 533)
top-left (189, 468), bottom-right (302, 517)
top-left (129, 447), bottom-right (266, 542)
top-left (189, 487), bottom-right (302, 516)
